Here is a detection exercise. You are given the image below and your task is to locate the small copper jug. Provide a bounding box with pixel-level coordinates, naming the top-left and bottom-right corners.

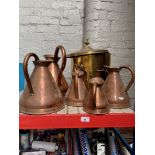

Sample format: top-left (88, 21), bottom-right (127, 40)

top-left (44, 45), bottom-right (68, 95)
top-left (83, 77), bottom-right (109, 114)
top-left (19, 53), bottom-right (64, 114)
top-left (100, 65), bottom-right (135, 108)
top-left (65, 68), bottom-right (87, 107)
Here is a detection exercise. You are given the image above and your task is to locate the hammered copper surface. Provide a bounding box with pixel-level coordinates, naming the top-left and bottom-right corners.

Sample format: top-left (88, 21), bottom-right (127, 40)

top-left (83, 77), bottom-right (109, 114)
top-left (66, 41), bottom-right (111, 88)
top-left (65, 68), bottom-right (87, 107)
top-left (19, 53), bottom-right (64, 114)
top-left (44, 45), bottom-right (68, 95)
top-left (100, 65), bottom-right (135, 108)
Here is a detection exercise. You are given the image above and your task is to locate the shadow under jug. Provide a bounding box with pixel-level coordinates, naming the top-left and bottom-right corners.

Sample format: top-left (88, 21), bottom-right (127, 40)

top-left (19, 53), bottom-right (64, 114)
top-left (83, 77), bottom-right (109, 114)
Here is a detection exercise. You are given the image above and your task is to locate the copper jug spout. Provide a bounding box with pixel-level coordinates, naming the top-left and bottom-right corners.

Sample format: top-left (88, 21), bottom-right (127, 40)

top-left (64, 68), bottom-right (87, 107)
top-left (19, 53), bottom-right (64, 114)
top-left (99, 65), bottom-right (135, 108)
top-left (83, 77), bottom-right (109, 114)
top-left (44, 45), bottom-right (68, 95)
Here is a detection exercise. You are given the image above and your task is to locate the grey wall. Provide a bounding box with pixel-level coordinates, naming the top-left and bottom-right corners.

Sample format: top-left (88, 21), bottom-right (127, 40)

top-left (19, 0), bottom-right (84, 82)
top-left (19, 0), bottom-right (135, 109)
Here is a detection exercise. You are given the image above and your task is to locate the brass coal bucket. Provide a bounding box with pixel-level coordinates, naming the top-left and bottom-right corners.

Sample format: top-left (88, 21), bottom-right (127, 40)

top-left (66, 41), bottom-right (111, 88)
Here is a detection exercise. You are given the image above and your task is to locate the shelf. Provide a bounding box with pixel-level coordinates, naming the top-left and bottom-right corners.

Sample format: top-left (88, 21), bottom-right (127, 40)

top-left (19, 105), bottom-right (135, 129)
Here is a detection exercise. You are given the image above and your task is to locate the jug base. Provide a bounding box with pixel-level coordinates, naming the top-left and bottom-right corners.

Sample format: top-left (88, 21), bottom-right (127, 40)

top-left (64, 99), bottom-right (83, 107)
top-left (83, 106), bottom-right (110, 115)
top-left (19, 104), bottom-right (65, 115)
top-left (110, 103), bottom-right (130, 109)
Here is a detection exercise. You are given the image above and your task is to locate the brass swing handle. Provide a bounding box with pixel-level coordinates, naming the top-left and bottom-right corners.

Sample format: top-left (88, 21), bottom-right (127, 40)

top-left (119, 65), bottom-right (135, 92)
top-left (23, 53), bottom-right (39, 95)
top-left (54, 45), bottom-right (67, 87)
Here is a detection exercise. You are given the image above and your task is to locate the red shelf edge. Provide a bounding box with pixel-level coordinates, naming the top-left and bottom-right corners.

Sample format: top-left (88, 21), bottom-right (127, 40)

top-left (19, 113), bottom-right (135, 129)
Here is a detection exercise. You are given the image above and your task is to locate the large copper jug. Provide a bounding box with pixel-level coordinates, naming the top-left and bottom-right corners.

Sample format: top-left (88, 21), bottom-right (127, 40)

top-left (44, 45), bottom-right (68, 95)
top-left (83, 77), bottom-right (109, 114)
top-left (19, 53), bottom-right (64, 114)
top-left (65, 68), bottom-right (87, 107)
top-left (100, 65), bottom-right (135, 108)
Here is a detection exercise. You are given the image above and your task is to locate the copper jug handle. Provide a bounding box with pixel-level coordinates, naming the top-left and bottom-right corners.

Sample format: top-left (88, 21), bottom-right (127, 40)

top-left (54, 45), bottom-right (67, 87)
top-left (119, 65), bottom-right (135, 92)
top-left (23, 53), bottom-right (39, 95)
top-left (74, 74), bottom-right (79, 99)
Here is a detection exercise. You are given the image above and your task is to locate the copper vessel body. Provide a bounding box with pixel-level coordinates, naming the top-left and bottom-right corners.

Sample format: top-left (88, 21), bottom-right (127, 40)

top-left (83, 77), bottom-right (109, 114)
top-left (101, 65), bottom-right (135, 108)
top-left (67, 41), bottom-right (111, 88)
top-left (19, 53), bottom-right (64, 115)
top-left (44, 45), bottom-right (68, 95)
top-left (65, 69), bottom-right (87, 107)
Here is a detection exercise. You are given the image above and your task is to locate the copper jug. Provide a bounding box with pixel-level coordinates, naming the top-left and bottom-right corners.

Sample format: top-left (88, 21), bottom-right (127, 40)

top-left (83, 77), bottom-right (109, 114)
top-left (19, 53), bottom-right (64, 114)
top-left (44, 45), bottom-right (68, 95)
top-left (65, 68), bottom-right (87, 107)
top-left (100, 65), bottom-right (135, 108)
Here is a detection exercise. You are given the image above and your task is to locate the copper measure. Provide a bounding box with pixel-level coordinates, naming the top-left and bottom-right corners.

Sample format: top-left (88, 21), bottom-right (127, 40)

top-left (19, 53), bottom-right (64, 114)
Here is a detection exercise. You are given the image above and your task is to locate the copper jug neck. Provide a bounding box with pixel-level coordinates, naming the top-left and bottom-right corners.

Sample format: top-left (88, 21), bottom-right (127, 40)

top-left (89, 77), bottom-right (104, 85)
top-left (108, 68), bottom-right (120, 72)
top-left (72, 69), bottom-right (84, 77)
top-left (43, 54), bottom-right (60, 62)
top-left (104, 66), bottom-right (120, 72)
top-left (33, 60), bottom-right (53, 67)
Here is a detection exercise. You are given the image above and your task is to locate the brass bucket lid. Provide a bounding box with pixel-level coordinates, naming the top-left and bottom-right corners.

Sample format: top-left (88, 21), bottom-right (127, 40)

top-left (66, 40), bottom-right (109, 58)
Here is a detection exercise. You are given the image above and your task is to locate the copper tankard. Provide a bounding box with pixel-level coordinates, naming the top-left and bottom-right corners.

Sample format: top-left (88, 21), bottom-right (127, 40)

top-left (99, 65), bottom-right (135, 108)
top-left (44, 45), bottom-right (68, 95)
top-left (83, 77), bottom-right (109, 114)
top-left (65, 68), bottom-right (87, 107)
top-left (19, 53), bottom-right (64, 114)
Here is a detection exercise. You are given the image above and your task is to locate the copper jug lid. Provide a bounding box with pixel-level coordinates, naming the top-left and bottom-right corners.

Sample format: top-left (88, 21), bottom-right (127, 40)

top-left (66, 40), bottom-right (109, 58)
